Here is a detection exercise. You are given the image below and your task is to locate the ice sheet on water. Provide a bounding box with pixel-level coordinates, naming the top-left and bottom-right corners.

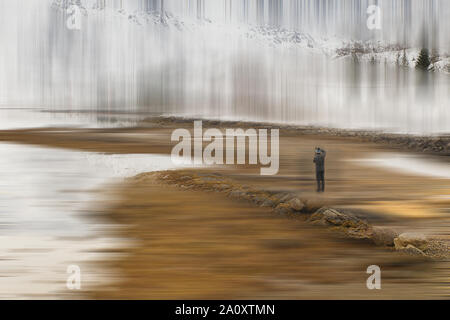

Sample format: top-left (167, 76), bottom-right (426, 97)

top-left (0, 142), bottom-right (184, 298)
top-left (84, 153), bottom-right (185, 178)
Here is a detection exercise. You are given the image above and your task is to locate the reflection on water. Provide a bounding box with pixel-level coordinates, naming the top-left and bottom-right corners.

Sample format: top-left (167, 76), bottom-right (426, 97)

top-left (0, 1), bottom-right (449, 134)
top-left (0, 109), bottom-right (150, 130)
top-left (0, 143), bottom-right (179, 298)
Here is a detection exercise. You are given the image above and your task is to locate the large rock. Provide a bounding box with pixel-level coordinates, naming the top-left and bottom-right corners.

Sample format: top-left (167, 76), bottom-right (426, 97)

top-left (288, 198), bottom-right (304, 212)
top-left (228, 190), bottom-right (246, 199)
top-left (260, 198), bottom-right (275, 207)
top-left (302, 199), bottom-right (324, 213)
top-left (214, 184), bottom-right (230, 191)
top-left (309, 208), bottom-right (367, 228)
top-left (252, 195), bottom-right (266, 205)
top-left (275, 203), bottom-right (292, 215)
top-left (270, 193), bottom-right (294, 205)
top-left (308, 208), bottom-right (371, 239)
top-left (371, 227), bottom-right (399, 247)
top-left (394, 233), bottom-right (428, 250)
top-left (239, 190), bottom-right (256, 201)
top-left (398, 244), bottom-right (425, 256)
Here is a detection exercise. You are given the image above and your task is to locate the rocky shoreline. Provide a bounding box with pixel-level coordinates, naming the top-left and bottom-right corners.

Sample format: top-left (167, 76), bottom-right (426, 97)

top-left (134, 170), bottom-right (450, 260)
top-left (145, 116), bottom-right (450, 156)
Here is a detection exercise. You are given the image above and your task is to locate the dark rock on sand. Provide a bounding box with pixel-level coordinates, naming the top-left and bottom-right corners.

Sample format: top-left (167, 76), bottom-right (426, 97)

top-left (309, 208), bottom-right (366, 227)
top-left (309, 207), bottom-right (371, 239)
top-left (228, 190), bottom-right (246, 199)
top-left (371, 227), bottom-right (399, 247)
top-left (260, 199), bottom-right (275, 207)
top-left (394, 232), bottom-right (429, 251)
top-left (272, 193), bottom-right (293, 205)
top-left (287, 197), bottom-right (304, 212)
top-left (398, 244), bottom-right (425, 256)
top-left (302, 199), bottom-right (324, 213)
top-left (275, 203), bottom-right (293, 215)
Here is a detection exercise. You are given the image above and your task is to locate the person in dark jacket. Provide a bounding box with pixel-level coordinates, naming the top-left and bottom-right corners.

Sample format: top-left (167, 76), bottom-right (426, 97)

top-left (313, 147), bottom-right (326, 192)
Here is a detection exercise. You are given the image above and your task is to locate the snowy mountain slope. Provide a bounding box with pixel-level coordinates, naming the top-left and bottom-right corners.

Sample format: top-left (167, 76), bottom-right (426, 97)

top-left (51, 1), bottom-right (450, 74)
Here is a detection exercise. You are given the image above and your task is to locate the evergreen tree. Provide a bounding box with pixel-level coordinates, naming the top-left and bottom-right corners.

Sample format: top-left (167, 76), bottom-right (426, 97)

top-left (416, 48), bottom-right (431, 71)
top-left (430, 49), bottom-right (439, 64)
top-left (401, 49), bottom-right (408, 67)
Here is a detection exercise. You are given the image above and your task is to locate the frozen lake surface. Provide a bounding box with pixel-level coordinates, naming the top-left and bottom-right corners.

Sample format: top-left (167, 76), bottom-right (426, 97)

top-left (0, 142), bottom-right (182, 298)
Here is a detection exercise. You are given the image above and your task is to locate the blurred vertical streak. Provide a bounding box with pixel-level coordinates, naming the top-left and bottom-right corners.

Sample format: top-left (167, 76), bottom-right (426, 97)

top-left (0, 0), bottom-right (448, 133)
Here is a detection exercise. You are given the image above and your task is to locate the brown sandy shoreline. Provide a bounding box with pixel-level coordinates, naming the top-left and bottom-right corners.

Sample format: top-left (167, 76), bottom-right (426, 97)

top-left (1, 115), bottom-right (449, 157)
top-left (142, 170), bottom-right (449, 258)
top-left (0, 116), bottom-right (449, 298)
top-left (143, 116), bottom-right (450, 156)
top-left (87, 170), bottom-right (449, 299)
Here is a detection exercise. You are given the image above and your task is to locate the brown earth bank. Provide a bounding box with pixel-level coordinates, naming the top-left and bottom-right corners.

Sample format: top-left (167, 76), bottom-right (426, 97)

top-left (0, 116), bottom-right (448, 298)
top-left (141, 170), bottom-right (450, 259)
top-left (1, 117), bottom-right (448, 226)
top-left (88, 171), bottom-right (449, 299)
top-left (143, 116), bottom-right (450, 156)
top-left (0, 115), bottom-right (449, 156)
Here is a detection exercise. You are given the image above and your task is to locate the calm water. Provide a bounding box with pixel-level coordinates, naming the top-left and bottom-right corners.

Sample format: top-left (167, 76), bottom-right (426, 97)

top-left (0, 142), bottom-right (182, 298)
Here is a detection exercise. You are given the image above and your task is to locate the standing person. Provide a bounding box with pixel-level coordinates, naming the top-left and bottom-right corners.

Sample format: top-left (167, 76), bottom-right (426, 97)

top-left (313, 147), bottom-right (326, 192)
